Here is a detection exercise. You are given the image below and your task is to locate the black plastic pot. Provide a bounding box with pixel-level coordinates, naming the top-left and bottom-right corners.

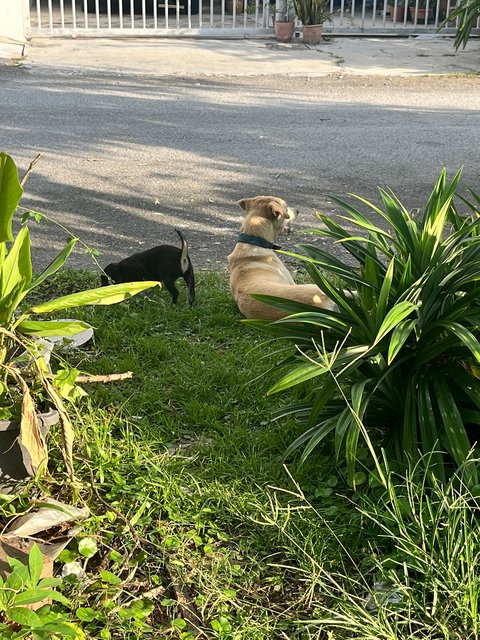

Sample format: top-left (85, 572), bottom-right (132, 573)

top-left (0, 408), bottom-right (59, 493)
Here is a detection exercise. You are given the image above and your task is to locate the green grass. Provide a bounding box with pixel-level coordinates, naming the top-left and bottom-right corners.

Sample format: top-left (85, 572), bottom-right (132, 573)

top-left (11, 269), bottom-right (480, 640)
top-left (25, 269), bottom-right (361, 639)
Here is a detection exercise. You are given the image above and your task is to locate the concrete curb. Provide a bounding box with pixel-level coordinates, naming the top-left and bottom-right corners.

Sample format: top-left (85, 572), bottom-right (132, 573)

top-left (4, 35), bottom-right (480, 77)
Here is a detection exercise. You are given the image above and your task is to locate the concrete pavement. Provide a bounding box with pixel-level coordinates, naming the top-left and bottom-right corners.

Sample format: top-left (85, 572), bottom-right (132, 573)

top-left (1, 34), bottom-right (480, 77)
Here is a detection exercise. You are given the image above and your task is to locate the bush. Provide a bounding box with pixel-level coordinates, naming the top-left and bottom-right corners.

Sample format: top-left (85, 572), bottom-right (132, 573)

top-left (0, 152), bottom-right (158, 479)
top-left (248, 169), bottom-right (480, 488)
top-left (271, 457), bottom-right (480, 640)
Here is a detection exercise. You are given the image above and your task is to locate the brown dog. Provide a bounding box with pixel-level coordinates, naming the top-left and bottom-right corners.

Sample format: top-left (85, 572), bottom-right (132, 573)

top-left (228, 196), bottom-right (336, 321)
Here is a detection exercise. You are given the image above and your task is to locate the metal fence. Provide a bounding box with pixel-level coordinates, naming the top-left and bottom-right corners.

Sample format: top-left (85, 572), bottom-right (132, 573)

top-left (26, 0), bottom-right (472, 37)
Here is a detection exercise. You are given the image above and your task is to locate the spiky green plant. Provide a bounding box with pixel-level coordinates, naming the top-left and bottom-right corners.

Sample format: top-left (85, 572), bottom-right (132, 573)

top-left (292, 0), bottom-right (333, 24)
top-left (247, 169), bottom-right (480, 489)
top-left (440, 0), bottom-right (480, 50)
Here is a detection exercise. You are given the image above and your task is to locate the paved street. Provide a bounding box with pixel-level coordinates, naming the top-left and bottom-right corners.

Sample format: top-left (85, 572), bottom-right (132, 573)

top-left (2, 37), bottom-right (480, 272)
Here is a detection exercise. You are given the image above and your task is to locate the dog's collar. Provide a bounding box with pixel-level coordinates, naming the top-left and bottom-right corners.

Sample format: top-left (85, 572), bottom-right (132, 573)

top-left (237, 233), bottom-right (281, 250)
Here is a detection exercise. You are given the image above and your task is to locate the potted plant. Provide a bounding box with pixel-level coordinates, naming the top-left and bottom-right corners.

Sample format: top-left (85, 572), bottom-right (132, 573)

top-left (388, 0), bottom-right (406, 21)
top-left (409, 0), bottom-right (428, 21)
top-left (271, 0), bottom-right (296, 43)
top-left (225, 0), bottom-right (244, 14)
top-left (292, 0), bottom-right (332, 44)
top-left (0, 152), bottom-right (158, 487)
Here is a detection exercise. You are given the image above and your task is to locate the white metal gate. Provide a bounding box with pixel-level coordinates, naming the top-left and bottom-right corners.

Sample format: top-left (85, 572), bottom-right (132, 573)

top-left (26, 0), bottom-right (471, 37)
top-left (27, 0), bottom-right (273, 36)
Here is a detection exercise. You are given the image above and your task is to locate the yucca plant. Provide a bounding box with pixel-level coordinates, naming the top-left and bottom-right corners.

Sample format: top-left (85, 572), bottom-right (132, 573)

top-left (440, 0), bottom-right (480, 50)
top-left (247, 169), bottom-right (480, 488)
top-left (292, 0), bottom-right (333, 24)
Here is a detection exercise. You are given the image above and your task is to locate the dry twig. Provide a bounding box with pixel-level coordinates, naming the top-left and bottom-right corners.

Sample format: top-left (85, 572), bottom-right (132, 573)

top-left (76, 372), bottom-right (133, 384)
top-left (20, 153), bottom-right (43, 187)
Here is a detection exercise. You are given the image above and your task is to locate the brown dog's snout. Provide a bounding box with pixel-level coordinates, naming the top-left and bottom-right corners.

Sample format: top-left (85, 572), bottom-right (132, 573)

top-left (283, 207), bottom-right (298, 235)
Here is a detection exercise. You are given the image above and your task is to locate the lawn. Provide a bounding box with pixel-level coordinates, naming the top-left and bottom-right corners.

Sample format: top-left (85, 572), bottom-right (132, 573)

top-left (8, 265), bottom-right (480, 640)
top-left (2, 152), bottom-right (480, 639)
top-left (33, 269), bottom-right (365, 640)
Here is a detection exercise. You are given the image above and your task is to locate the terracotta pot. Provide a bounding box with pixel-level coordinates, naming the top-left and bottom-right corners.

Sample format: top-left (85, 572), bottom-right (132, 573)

top-left (275, 20), bottom-right (295, 42)
top-left (410, 7), bottom-right (426, 21)
top-left (302, 23), bottom-right (323, 44)
top-left (388, 4), bottom-right (405, 20)
top-left (225, 0), bottom-right (244, 13)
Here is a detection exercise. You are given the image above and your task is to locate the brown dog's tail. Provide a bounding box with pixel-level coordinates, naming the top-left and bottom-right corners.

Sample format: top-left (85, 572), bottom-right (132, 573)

top-left (175, 228), bottom-right (189, 274)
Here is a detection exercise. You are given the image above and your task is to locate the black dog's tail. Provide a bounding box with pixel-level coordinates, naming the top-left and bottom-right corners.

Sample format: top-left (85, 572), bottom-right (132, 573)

top-left (175, 228), bottom-right (195, 306)
top-left (175, 228), bottom-right (189, 274)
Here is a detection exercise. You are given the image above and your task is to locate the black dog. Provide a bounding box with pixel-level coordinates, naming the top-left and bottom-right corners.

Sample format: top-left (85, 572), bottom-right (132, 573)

top-left (101, 229), bottom-right (195, 305)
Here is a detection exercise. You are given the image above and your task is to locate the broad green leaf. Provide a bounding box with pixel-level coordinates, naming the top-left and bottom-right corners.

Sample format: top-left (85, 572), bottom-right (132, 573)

top-left (0, 280), bottom-right (26, 326)
top-left (17, 319), bottom-right (92, 338)
top-left (78, 537), bottom-right (98, 559)
top-left (268, 361), bottom-right (328, 395)
top-left (100, 570), bottom-right (122, 585)
top-left (42, 622), bottom-right (79, 637)
top-left (346, 381), bottom-right (371, 487)
top-left (21, 209), bottom-right (44, 225)
top-left (41, 590), bottom-right (70, 605)
top-left (274, 310), bottom-right (351, 335)
top-left (249, 293), bottom-right (338, 318)
top-left (374, 301), bottom-right (417, 345)
top-left (316, 211), bottom-right (381, 266)
top-left (76, 607), bottom-right (98, 622)
top-left (0, 152), bottom-right (23, 243)
top-left (6, 606), bottom-right (42, 628)
top-left (445, 322), bottom-right (480, 363)
top-left (351, 379), bottom-right (371, 415)
top-left (37, 577), bottom-right (62, 589)
top-left (345, 415), bottom-right (361, 488)
top-left (14, 590), bottom-right (53, 606)
top-left (402, 379), bottom-right (419, 465)
top-left (338, 212), bottom-right (395, 243)
top-left (433, 372), bottom-right (478, 486)
top-left (307, 376), bottom-right (338, 429)
top-left (362, 248), bottom-right (379, 316)
top-left (285, 418), bottom-right (336, 460)
top-left (398, 253), bottom-right (413, 295)
top-left (418, 377), bottom-right (445, 483)
top-left (7, 558), bottom-right (29, 585)
top-left (377, 189), bottom-right (418, 256)
top-left (0, 225), bottom-right (32, 304)
top-left (297, 244), bottom-right (369, 288)
top-left (5, 568), bottom-right (24, 593)
top-left (376, 257), bottom-right (395, 326)
top-left (28, 281), bottom-right (159, 314)
top-left (306, 265), bottom-right (366, 330)
top-left (28, 237), bottom-right (77, 291)
top-left (334, 407), bottom-right (354, 460)
top-left (0, 242), bottom-right (7, 267)
top-left (28, 544), bottom-right (43, 586)
top-left (387, 319), bottom-right (417, 365)
top-left (299, 421), bottom-right (337, 462)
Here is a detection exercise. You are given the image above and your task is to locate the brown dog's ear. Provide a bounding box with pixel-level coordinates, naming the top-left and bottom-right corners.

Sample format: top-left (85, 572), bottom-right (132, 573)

top-left (237, 198), bottom-right (251, 212)
top-left (268, 201), bottom-right (289, 219)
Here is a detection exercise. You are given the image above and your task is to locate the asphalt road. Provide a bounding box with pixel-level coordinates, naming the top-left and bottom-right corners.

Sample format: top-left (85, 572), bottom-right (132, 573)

top-left (3, 64), bottom-right (480, 274)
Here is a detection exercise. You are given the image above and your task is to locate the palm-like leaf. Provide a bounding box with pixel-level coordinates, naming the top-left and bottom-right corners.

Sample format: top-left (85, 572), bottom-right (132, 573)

top-left (440, 0), bottom-right (480, 50)
top-left (255, 170), bottom-right (480, 486)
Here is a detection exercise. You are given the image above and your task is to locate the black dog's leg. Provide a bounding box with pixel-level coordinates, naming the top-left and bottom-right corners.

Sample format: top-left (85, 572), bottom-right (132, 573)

top-left (163, 279), bottom-right (180, 304)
